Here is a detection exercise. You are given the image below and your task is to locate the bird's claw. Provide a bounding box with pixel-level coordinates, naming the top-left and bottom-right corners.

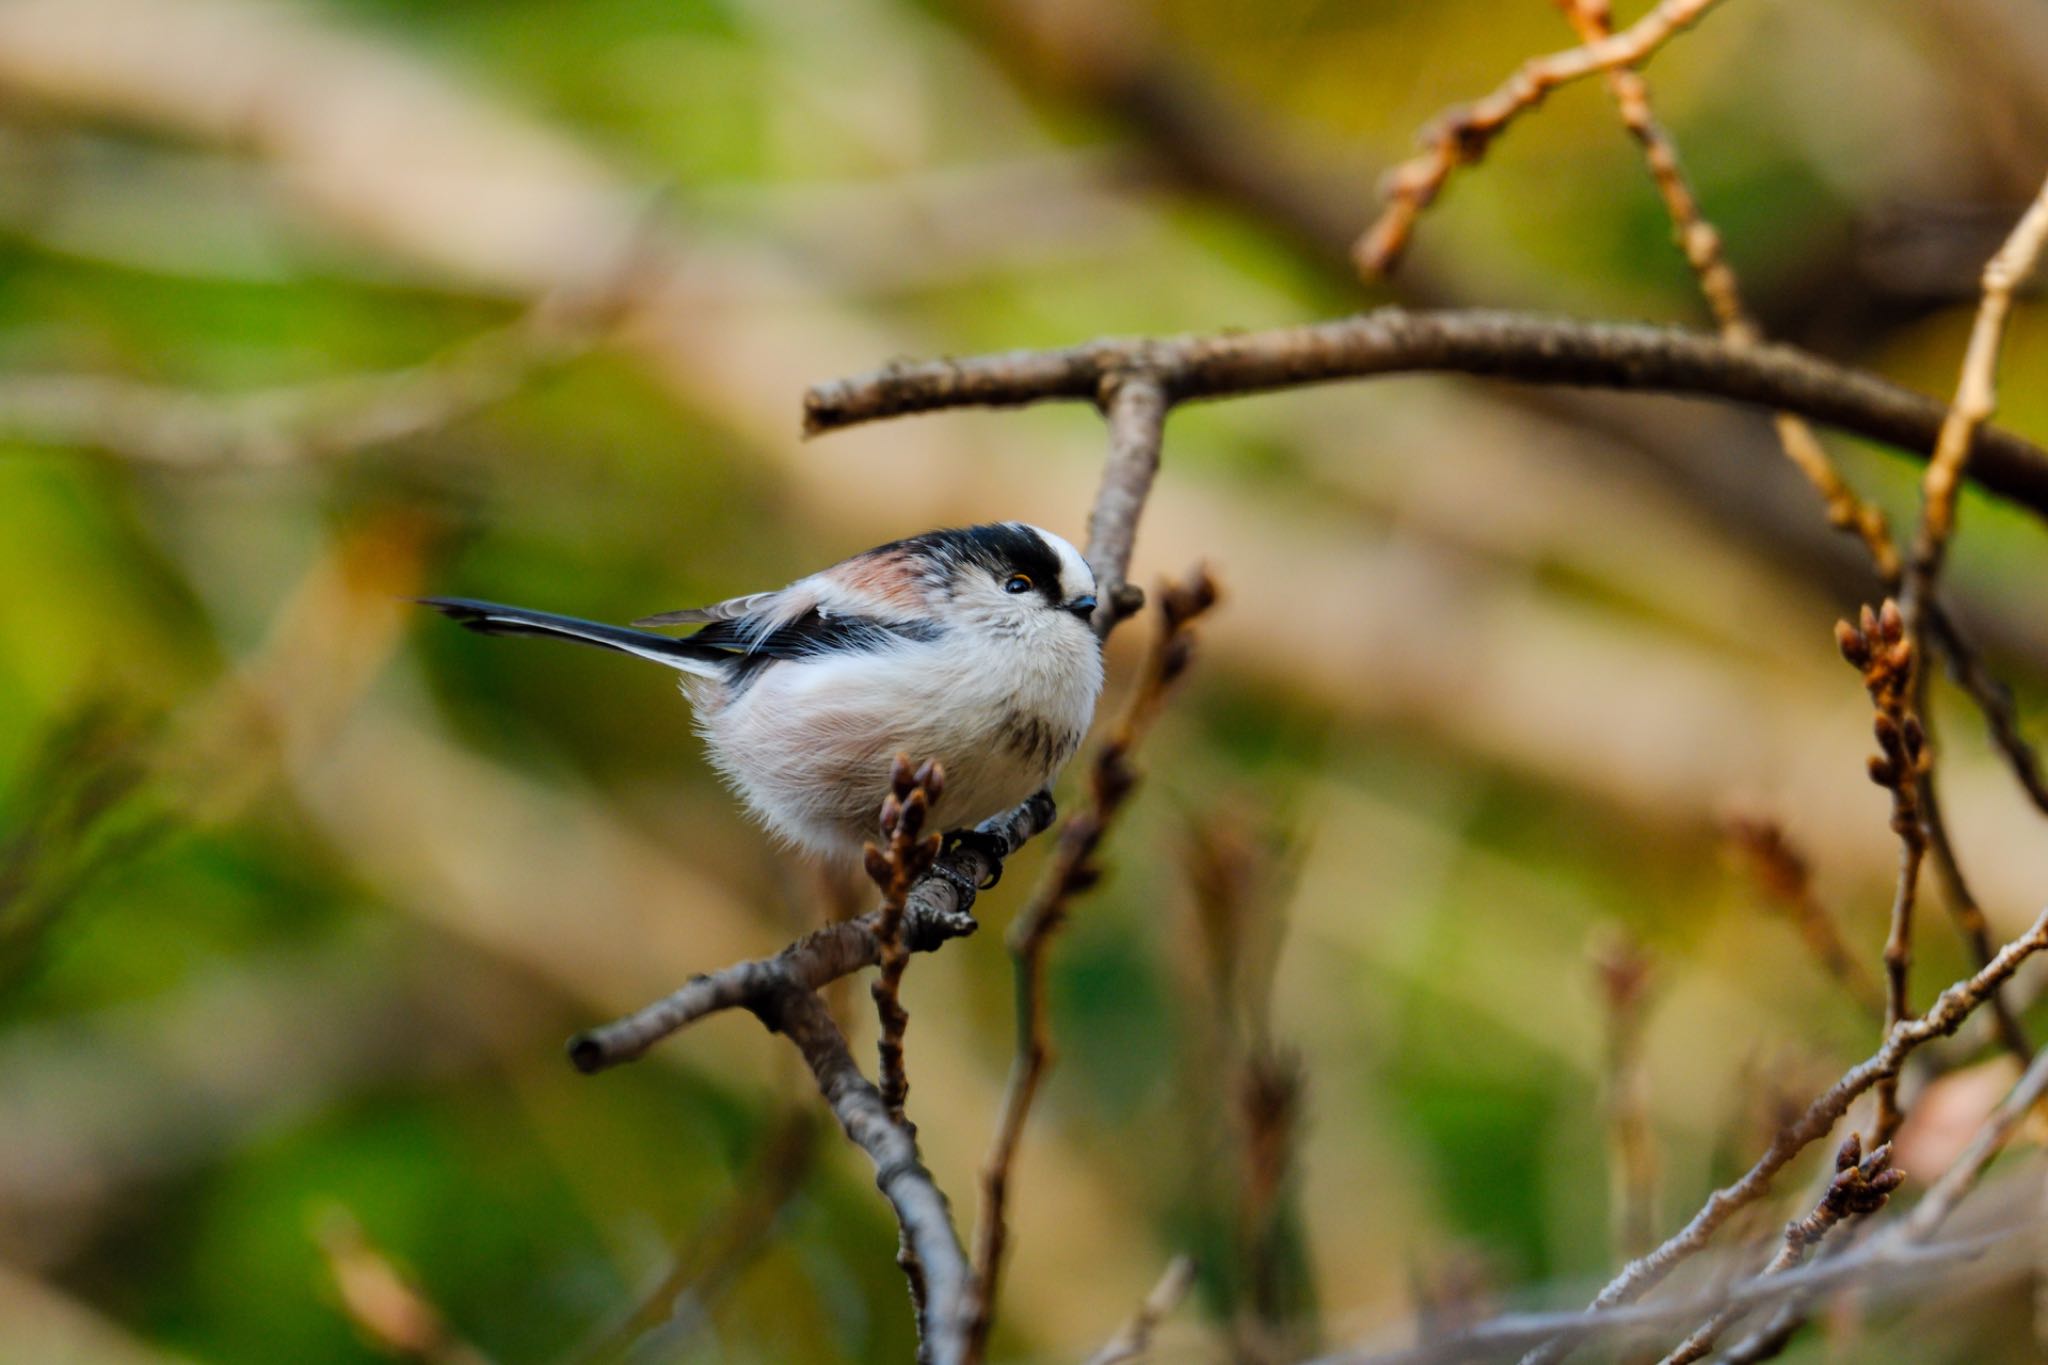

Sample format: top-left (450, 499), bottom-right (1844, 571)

top-left (942, 828), bottom-right (1010, 890)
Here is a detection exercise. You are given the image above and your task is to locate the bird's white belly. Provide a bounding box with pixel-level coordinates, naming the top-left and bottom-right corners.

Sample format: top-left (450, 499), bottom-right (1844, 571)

top-left (690, 633), bottom-right (1100, 860)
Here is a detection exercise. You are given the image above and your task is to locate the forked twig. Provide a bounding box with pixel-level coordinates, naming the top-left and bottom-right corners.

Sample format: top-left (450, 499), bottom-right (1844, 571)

top-left (1355, 0), bottom-right (1728, 276)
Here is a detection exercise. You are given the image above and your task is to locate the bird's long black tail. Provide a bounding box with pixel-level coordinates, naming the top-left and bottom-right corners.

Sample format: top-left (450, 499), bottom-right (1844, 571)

top-left (419, 597), bottom-right (730, 676)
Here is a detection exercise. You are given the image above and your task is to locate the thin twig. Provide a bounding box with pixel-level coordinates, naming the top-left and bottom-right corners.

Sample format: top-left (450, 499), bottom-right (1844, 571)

top-left (1554, 0), bottom-right (1897, 575)
top-left (965, 567), bottom-right (1220, 1361)
top-left (565, 794), bottom-right (1053, 1074)
top-left (1911, 673), bottom-right (2033, 1062)
top-left (1723, 816), bottom-right (1885, 1016)
top-left (1901, 1043), bottom-right (2048, 1242)
top-left (1924, 601), bottom-right (2048, 819)
top-left (1907, 172), bottom-right (2048, 603)
top-left (1509, 904), bottom-right (2048, 1365)
top-left (1654, 1136), bottom-right (1902, 1364)
top-left (1355, 0), bottom-right (1728, 277)
top-left (1596, 937), bottom-right (1661, 1262)
top-left (1715, 1043), bottom-right (2048, 1364)
top-left (314, 1208), bottom-right (493, 1365)
top-left (1083, 1256), bottom-right (1199, 1365)
top-left (859, 757), bottom-right (949, 1336)
top-left (1835, 601), bottom-right (1928, 1143)
top-left (864, 757), bottom-right (948, 1125)
top-left (801, 309), bottom-right (2048, 531)
top-left (1307, 1229), bottom-right (2016, 1365)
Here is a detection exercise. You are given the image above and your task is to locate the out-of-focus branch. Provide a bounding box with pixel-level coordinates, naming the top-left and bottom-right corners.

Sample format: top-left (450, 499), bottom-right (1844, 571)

top-left (803, 309), bottom-right (2048, 533)
top-left (1654, 1136), bottom-right (1902, 1365)
top-left (0, 279), bottom-right (629, 468)
top-left (1510, 904), bottom-right (2048, 1365)
top-left (1925, 602), bottom-right (2048, 818)
top-left (1081, 1256), bottom-right (1197, 1365)
top-left (1355, 0), bottom-right (1727, 276)
top-left (315, 1209), bottom-right (493, 1365)
top-left (1595, 937), bottom-right (1660, 1262)
top-left (1910, 661), bottom-right (2034, 1062)
top-left (566, 1111), bottom-right (817, 1364)
top-left (1902, 1042), bottom-right (2048, 1241)
top-left (1310, 1227), bottom-right (2017, 1365)
top-left (966, 567), bottom-right (1219, 1360)
top-left (1724, 815), bottom-right (1885, 1015)
top-left (1907, 172), bottom-right (2048, 603)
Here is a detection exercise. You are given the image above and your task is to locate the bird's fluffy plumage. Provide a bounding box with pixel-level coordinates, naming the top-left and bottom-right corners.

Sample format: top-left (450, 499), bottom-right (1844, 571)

top-left (422, 522), bottom-right (1104, 861)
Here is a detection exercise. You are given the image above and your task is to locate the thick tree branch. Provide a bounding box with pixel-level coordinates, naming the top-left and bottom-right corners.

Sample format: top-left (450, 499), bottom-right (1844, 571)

top-left (803, 309), bottom-right (2048, 532)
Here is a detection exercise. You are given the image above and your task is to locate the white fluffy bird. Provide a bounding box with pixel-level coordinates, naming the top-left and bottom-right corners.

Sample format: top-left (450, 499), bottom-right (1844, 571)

top-left (422, 523), bottom-right (1104, 862)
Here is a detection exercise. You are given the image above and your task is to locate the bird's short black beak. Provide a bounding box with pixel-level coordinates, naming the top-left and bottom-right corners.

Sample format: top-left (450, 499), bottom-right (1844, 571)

top-left (1064, 595), bottom-right (1098, 620)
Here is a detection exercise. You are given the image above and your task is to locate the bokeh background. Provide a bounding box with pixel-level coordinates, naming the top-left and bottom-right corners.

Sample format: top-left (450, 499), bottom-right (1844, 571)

top-left (4, 0), bottom-right (2048, 1361)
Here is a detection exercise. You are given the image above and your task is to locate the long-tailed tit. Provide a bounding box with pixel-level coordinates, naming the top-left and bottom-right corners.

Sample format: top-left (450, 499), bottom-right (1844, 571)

top-left (422, 523), bottom-right (1103, 864)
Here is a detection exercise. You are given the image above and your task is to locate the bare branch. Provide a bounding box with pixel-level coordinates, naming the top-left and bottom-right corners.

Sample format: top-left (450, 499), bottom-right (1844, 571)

top-left (967, 567), bottom-right (1220, 1360)
top-left (1724, 815), bottom-right (1885, 1016)
top-left (749, 981), bottom-right (970, 1364)
top-left (802, 309), bottom-right (2048, 533)
top-left (1925, 602), bottom-right (2048, 818)
top-left (1835, 601), bottom-right (1930, 1141)
top-left (1355, 0), bottom-right (1728, 276)
top-left (1910, 172), bottom-right (2048, 591)
top-left (1311, 1228), bottom-right (2017, 1365)
top-left (314, 1208), bottom-right (492, 1365)
top-left (1902, 1043), bottom-right (2048, 1242)
top-left (1555, 0), bottom-right (1898, 577)
top-left (1654, 1136), bottom-right (1902, 1364)
top-left (1086, 373), bottom-right (1170, 637)
top-left (1082, 1256), bottom-right (1198, 1365)
top-left (1509, 904), bottom-right (2048, 1365)
top-left (565, 794), bottom-right (1053, 1074)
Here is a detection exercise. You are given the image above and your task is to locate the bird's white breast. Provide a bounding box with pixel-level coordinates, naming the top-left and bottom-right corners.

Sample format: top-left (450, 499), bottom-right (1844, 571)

top-left (688, 617), bottom-right (1102, 860)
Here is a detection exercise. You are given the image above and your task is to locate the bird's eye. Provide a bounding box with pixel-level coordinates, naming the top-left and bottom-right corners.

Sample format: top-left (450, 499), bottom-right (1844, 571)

top-left (1003, 573), bottom-right (1034, 595)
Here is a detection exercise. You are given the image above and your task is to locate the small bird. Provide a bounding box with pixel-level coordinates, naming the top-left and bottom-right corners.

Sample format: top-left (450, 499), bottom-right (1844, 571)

top-left (421, 523), bottom-right (1104, 864)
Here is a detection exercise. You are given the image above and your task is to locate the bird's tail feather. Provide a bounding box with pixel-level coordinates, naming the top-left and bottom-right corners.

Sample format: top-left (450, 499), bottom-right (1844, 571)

top-left (419, 597), bottom-right (729, 677)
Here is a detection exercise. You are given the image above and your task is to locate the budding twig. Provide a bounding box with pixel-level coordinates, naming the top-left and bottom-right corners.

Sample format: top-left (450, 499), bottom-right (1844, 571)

top-left (1835, 601), bottom-right (1928, 1143)
top-left (865, 756), bottom-right (947, 1125)
top-left (1512, 904), bottom-right (2048, 1365)
top-left (1655, 1135), bottom-right (1903, 1364)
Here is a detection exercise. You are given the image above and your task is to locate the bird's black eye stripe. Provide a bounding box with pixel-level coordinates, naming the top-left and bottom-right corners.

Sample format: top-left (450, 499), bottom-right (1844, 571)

top-left (892, 523), bottom-right (1067, 605)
